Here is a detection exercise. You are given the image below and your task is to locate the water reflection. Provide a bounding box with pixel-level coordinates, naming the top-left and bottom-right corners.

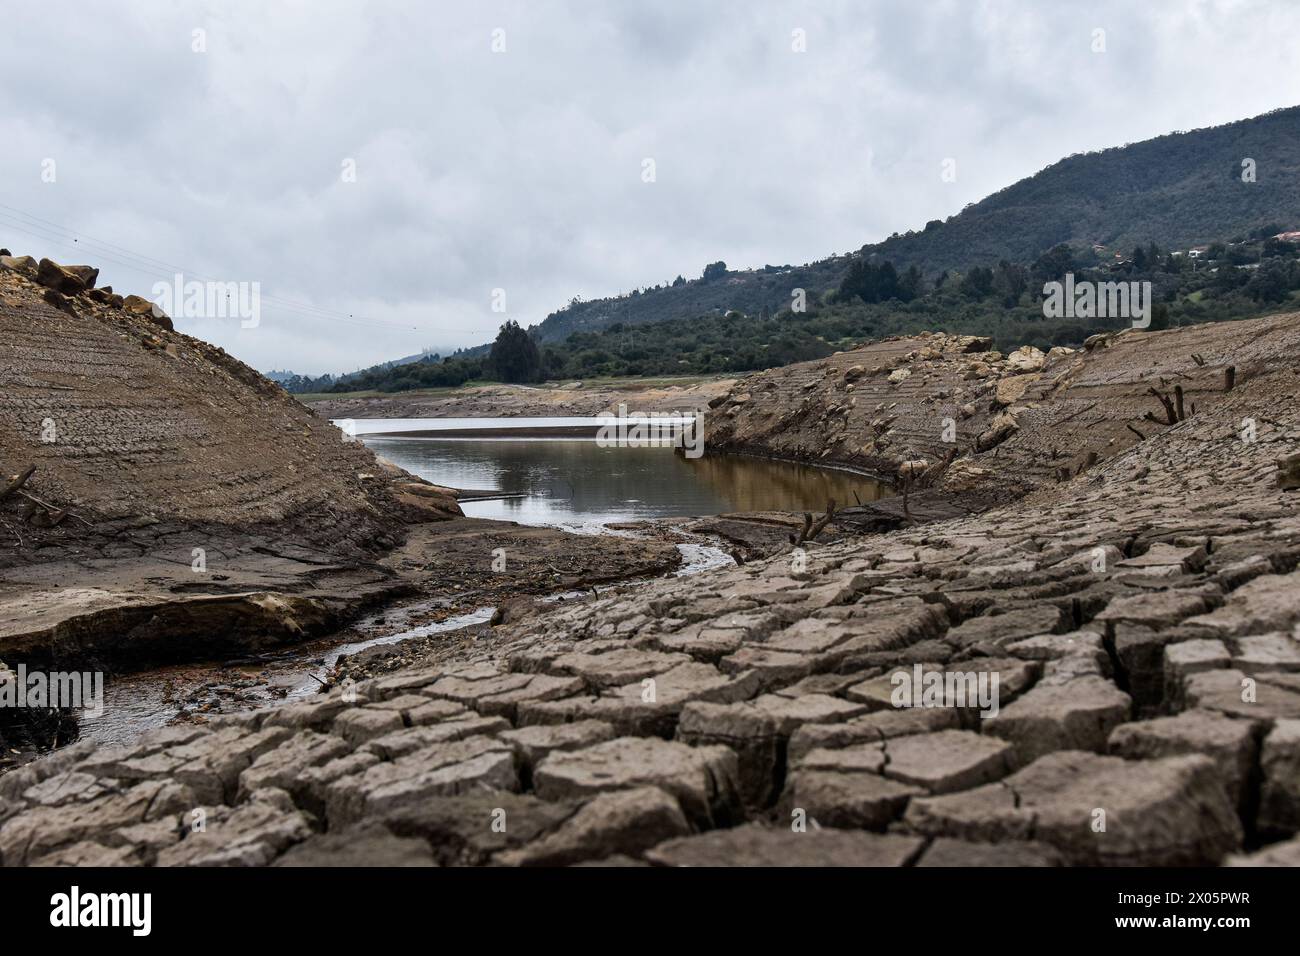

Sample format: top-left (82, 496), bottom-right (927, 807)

top-left (363, 436), bottom-right (890, 529)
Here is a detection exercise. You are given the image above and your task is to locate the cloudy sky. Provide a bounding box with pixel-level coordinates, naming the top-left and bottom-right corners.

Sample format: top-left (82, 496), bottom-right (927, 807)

top-left (2, 0), bottom-right (1298, 375)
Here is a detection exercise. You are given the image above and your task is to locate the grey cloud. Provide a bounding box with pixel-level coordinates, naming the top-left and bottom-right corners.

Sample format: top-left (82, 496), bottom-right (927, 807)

top-left (1, 0), bottom-right (1297, 374)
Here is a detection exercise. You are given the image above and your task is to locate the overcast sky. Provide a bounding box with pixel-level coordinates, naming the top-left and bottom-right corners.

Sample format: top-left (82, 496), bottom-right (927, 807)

top-left (2, 0), bottom-right (1298, 375)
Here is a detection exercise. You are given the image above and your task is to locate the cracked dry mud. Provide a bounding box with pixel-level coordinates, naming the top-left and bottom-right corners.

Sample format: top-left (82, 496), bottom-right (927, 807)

top-left (4, 288), bottom-right (1300, 865)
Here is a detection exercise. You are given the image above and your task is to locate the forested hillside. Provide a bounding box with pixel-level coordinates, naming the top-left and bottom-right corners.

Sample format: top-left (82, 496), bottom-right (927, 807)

top-left (524, 106), bottom-right (1300, 343)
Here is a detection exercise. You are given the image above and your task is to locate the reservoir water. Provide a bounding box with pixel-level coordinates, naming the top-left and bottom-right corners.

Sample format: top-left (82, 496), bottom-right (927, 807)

top-left (361, 432), bottom-right (892, 529)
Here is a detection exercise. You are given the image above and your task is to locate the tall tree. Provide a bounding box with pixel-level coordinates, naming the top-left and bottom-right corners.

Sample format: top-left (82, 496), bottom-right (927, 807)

top-left (488, 320), bottom-right (542, 383)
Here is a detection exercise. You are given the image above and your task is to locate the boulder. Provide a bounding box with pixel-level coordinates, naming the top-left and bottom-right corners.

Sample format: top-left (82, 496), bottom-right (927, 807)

top-left (994, 373), bottom-right (1040, 407)
top-left (0, 254), bottom-right (37, 277)
top-left (35, 258), bottom-right (88, 295)
top-left (1005, 345), bottom-right (1046, 372)
top-left (975, 411), bottom-right (1018, 451)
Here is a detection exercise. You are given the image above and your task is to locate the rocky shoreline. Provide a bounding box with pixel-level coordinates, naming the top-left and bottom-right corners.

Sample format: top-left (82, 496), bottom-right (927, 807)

top-left (3, 289), bottom-right (1299, 865)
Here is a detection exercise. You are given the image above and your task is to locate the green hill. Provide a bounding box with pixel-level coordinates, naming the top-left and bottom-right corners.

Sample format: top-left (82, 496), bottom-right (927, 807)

top-left (868, 105), bottom-right (1300, 274)
top-left (528, 105), bottom-right (1300, 342)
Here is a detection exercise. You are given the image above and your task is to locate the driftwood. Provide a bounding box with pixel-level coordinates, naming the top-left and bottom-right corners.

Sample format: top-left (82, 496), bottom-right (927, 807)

top-left (790, 500), bottom-right (836, 546)
top-left (0, 464), bottom-right (35, 503)
top-left (1146, 387), bottom-right (1178, 425)
top-left (2, 465), bottom-right (91, 527)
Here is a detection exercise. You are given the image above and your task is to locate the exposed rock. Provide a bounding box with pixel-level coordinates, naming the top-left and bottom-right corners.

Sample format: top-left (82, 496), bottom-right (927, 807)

top-left (1005, 346), bottom-right (1046, 372)
top-left (995, 373), bottom-right (1040, 407)
top-left (35, 258), bottom-right (89, 295)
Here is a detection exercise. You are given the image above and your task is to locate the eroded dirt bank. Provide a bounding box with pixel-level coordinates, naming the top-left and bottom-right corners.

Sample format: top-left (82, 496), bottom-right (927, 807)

top-left (3, 305), bottom-right (1299, 866)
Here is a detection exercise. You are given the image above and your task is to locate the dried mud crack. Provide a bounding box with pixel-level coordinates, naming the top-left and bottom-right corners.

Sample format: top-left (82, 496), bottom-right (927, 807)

top-left (2, 255), bottom-right (1300, 866)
